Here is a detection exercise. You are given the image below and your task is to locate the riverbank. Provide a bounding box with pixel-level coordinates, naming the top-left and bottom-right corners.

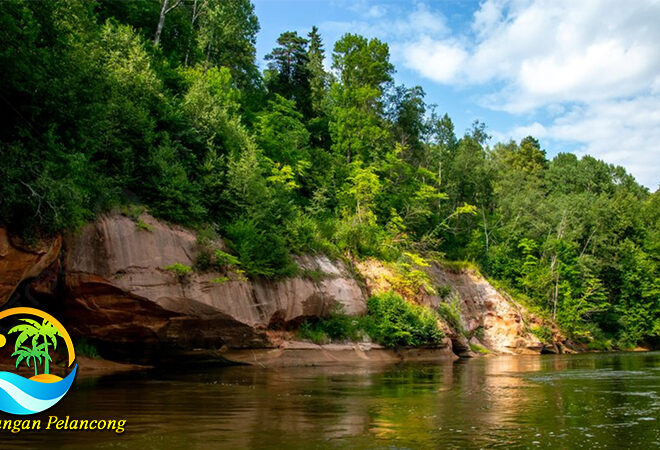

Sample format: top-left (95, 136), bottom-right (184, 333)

top-left (0, 214), bottom-right (591, 366)
top-left (0, 356), bottom-right (149, 378)
top-left (220, 341), bottom-right (458, 367)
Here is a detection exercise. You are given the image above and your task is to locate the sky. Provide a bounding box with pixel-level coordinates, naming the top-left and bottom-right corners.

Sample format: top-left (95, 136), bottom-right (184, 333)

top-left (252, 0), bottom-right (660, 190)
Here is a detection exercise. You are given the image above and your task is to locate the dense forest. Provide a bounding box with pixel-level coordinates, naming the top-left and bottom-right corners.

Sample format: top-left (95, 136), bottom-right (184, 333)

top-left (1, 0), bottom-right (658, 348)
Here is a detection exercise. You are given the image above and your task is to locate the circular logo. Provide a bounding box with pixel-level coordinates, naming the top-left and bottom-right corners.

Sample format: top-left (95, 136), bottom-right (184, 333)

top-left (0, 308), bottom-right (77, 415)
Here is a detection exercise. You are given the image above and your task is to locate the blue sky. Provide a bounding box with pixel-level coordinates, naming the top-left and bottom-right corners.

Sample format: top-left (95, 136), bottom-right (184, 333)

top-left (253, 0), bottom-right (660, 189)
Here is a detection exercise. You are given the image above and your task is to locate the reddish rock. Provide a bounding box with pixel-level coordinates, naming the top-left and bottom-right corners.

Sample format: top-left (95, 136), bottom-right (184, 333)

top-left (63, 272), bottom-right (270, 363)
top-left (61, 213), bottom-right (367, 360)
top-left (0, 228), bottom-right (61, 305)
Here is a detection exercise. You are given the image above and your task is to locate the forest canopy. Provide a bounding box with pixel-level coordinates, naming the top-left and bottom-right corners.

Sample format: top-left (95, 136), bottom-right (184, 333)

top-left (0, 0), bottom-right (658, 348)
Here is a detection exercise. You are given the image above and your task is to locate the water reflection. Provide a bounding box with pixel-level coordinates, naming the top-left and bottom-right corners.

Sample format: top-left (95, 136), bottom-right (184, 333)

top-left (2, 352), bottom-right (659, 449)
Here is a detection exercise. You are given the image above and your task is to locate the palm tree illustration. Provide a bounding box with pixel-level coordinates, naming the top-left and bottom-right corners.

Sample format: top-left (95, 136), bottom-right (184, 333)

top-left (11, 345), bottom-right (43, 376)
top-left (8, 318), bottom-right (62, 375)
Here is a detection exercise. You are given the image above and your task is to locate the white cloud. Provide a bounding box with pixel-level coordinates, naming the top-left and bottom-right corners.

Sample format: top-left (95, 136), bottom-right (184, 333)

top-left (508, 122), bottom-right (548, 140)
top-left (400, 0), bottom-right (660, 109)
top-left (503, 96), bottom-right (660, 188)
top-left (399, 37), bottom-right (467, 83)
top-left (323, 0), bottom-right (660, 188)
top-left (321, 3), bottom-right (449, 41)
top-left (395, 0), bottom-right (660, 188)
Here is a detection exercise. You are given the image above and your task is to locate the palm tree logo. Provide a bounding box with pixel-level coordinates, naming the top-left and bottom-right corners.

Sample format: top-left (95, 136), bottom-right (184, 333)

top-left (9, 318), bottom-right (63, 376)
top-left (0, 307), bottom-right (77, 415)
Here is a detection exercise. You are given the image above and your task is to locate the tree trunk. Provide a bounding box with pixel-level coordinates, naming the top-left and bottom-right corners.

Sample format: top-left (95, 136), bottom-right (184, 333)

top-left (154, 0), bottom-right (181, 47)
top-left (550, 209), bottom-right (567, 320)
top-left (482, 207), bottom-right (489, 253)
top-left (438, 161), bottom-right (442, 187)
top-left (552, 275), bottom-right (559, 320)
top-left (43, 335), bottom-right (49, 374)
top-left (154, 0), bottom-right (170, 46)
top-left (184, 0), bottom-right (202, 66)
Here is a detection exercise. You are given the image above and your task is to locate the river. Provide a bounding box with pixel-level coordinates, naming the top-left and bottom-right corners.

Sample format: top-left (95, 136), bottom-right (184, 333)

top-left (3, 352), bottom-right (659, 449)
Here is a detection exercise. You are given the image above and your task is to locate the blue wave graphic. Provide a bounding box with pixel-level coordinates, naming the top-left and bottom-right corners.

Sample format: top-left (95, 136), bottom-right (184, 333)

top-left (0, 365), bottom-right (77, 415)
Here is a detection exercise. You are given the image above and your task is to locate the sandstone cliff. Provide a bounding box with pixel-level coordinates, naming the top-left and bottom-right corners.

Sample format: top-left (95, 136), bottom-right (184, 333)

top-left (0, 229), bottom-right (61, 305)
top-left (61, 213), bottom-right (366, 362)
top-left (0, 212), bottom-right (563, 364)
top-left (356, 259), bottom-right (546, 355)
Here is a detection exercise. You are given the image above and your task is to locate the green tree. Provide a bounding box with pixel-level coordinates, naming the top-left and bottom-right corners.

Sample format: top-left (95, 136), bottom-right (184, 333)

top-left (255, 95), bottom-right (311, 185)
top-left (196, 0), bottom-right (260, 91)
top-left (264, 31), bottom-right (312, 116)
top-left (332, 33), bottom-right (393, 91)
top-left (307, 26), bottom-right (329, 115)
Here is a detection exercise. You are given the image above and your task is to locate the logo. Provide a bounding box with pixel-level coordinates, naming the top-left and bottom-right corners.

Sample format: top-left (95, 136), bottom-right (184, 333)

top-left (0, 308), bottom-right (76, 415)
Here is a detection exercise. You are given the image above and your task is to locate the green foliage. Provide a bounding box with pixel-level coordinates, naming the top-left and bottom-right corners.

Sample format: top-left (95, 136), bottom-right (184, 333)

top-left (74, 338), bottom-right (100, 359)
top-left (470, 343), bottom-right (490, 354)
top-left (384, 252), bottom-right (437, 300)
top-left (196, 0), bottom-right (260, 91)
top-left (209, 276), bottom-right (230, 284)
top-left (530, 325), bottom-right (554, 344)
top-left (366, 292), bottom-right (444, 347)
top-left (165, 262), bottom-right (192, 279)
top-left (297, 305), bottom-right (366, 344)
top-left (437, 285), bottom-right (452, 299)
top-left (298, 294), bottom-right (444, 348)
top-left (440, 260), bottom-right (481, 274)
top-left (297, 321), bottom-right (331, 345)
top-left (136, 219), bottom-right (153, 232)
top-left (436, 295), bottom-right (467, 337)
top-left (224, 219), bottom-right (296, 278)
top-left (298, 268), bottom-right (328, 282)
top-left (0, 0), bottom-right (657, 349)
top-left (121, 205), bottom-right (147, 222)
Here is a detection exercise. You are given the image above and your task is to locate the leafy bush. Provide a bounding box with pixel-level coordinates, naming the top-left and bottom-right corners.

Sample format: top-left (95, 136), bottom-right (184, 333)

top-left (586, 338), bottom-right (614, 351)
top-left (197, 248), bottom-right (242, 271)
top-left (136, 219), bottom-right (152, 231)
top-left (298, 268), bottom-right (327, 282)
top-left (224, 219), bottom-right (297, 278)
top-left (75, 338), bottom-right (100, 359)
top-left (386, 252), bottom-right (437, 299)
top-left (440, 260), bottom-right (481, 274)
top-left (437, 295), bottom-right (467, 337)
top-left (297, 294), bottom-right (444, 348)
top-left (437, 285), bottom-right (452, 299)
top-left (297, 304), bottom-right (365, 344)
top-left (470, 343), bottom-right (490, 354)
top-left (210, 276), bottom-right (229, 284)
top-left (121, 204), bottom-right (147, 221)
top-left (165, 262), bottom-right (192, 280)
top-left (366, 292), bottom-right (444, 347)
top-left (530, 325), bottom-right (554, 344)
top-left (298, 321), bottom-right (330, 345)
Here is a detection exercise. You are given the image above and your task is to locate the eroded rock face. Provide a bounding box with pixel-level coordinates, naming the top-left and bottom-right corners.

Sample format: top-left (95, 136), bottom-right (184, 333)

top-left (8, 212), bottom-right (548, 361)
top-left (424, 266), bottom-right (543, 354)
top-left (356, 258), bottom-right (544, 355)
top-left (0, 228), bottom-right (61, 305)
top-left (62, 213), bottom-right (367, 360)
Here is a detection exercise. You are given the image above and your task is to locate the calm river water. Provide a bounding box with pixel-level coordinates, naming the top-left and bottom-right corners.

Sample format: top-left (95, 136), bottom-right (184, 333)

top-left (3, 352), bottom-right (660, 449)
